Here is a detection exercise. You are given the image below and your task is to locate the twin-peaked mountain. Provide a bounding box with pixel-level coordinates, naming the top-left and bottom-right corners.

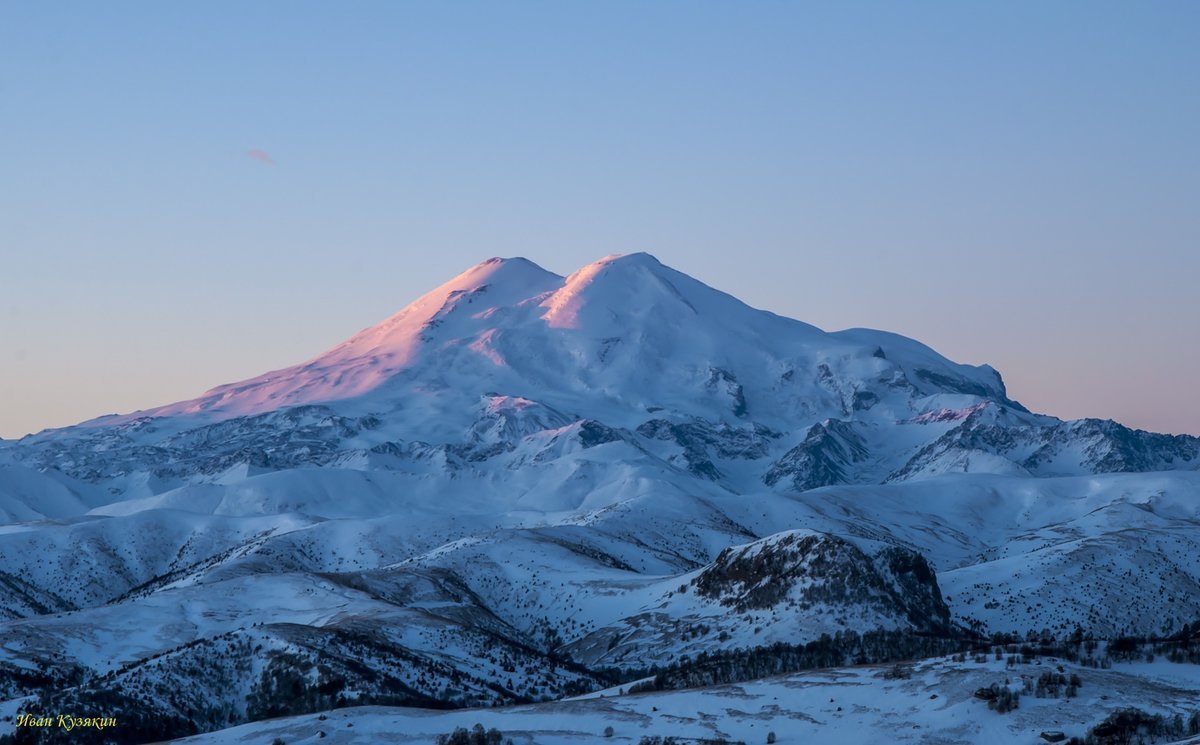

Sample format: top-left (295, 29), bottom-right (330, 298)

top-left (1, 254), bottom-right (1198, 743)
top-left (9, 253), bottom-right (1193, 497)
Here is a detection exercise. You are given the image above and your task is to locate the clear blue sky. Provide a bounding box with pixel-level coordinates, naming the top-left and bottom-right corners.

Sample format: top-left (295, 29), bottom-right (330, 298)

top-left (2, 2), bottom-right (1198, 438)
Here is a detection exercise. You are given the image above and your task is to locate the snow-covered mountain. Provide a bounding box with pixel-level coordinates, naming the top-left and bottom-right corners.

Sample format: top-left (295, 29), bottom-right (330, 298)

top-left (1, 253), bottom-right (1197, 744)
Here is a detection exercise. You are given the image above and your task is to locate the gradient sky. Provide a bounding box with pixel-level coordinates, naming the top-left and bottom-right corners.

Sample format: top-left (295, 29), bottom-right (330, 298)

top-left (2, 2), bottom-right (1198, 439)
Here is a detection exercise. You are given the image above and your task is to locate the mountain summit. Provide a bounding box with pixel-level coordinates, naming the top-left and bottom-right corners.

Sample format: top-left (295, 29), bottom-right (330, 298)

top-left (85, 253), bottom-right (1015, 431)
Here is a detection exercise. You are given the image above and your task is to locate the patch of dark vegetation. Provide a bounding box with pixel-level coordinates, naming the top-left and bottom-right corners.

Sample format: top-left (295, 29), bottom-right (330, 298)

top-left (881, 663), bottom-right (913, 680)
top-left (638, 737), bottom-right (746, 745)
top-left (1, 635), bottom-right (255, 744)
top-left (973, 682), bottom-right (1020, 713)
top-left (1, 618), bottom-right (604, 745)
top-left (690, 533), bottom-right (950, 633)
top-left (0, 661), bottom-right (85, 701)
top-left (0, 570), bottom-right (76, 618)
top-left (619, 628), bottom-right (976, 692)
top-left (1029, 670), bottom-right (1081, 699)
top-left (984, 624), bottom-right (1200, 669)
top-left (1064, 707), bottom-right (1200, 745)
top-left (435, 723), bottom-right (512, 745)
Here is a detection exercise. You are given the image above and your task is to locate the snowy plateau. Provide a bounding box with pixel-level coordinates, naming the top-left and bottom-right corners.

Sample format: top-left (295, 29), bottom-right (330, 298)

top-left (0, 253), bottom-right (1198, 745)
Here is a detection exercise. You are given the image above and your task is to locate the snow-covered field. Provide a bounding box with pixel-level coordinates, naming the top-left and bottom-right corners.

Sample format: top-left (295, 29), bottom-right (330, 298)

top-left (172, 655), bottom-right (1200, 744)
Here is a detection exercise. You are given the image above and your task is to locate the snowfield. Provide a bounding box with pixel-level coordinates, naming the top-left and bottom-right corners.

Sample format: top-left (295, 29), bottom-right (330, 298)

top-left (171, 655), bottom-right (1200, 744)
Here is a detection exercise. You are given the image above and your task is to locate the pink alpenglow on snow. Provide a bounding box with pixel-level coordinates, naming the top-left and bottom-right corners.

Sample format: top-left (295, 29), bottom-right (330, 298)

top-left (78, 253), bottom-right (1011, 435)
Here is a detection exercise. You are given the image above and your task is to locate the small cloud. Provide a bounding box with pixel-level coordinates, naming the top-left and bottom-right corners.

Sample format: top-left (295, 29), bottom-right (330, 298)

top-left (246, 149), bottom-right (275, 165)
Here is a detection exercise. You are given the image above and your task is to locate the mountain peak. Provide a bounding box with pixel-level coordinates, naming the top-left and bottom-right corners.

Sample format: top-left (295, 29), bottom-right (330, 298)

top-left (73, 252), bottom-right (1026, 431)
top-left (318, 253), bottom-right (561, 362)
top-left (425, 255), bottom-right (561, 299)
top-left (128, 256), bottom-right (563, 422)
top-left (593, 251), bottom-right (665, 267)
top-left (541, 252), bottom-right (710, 330)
